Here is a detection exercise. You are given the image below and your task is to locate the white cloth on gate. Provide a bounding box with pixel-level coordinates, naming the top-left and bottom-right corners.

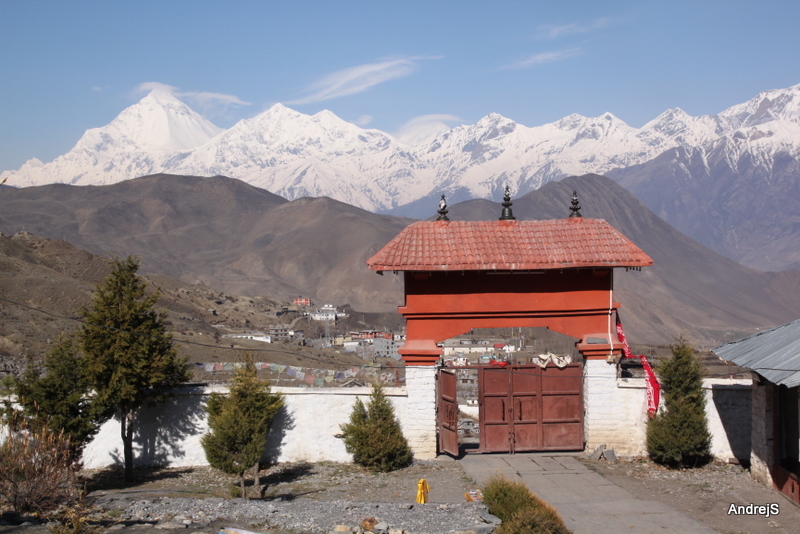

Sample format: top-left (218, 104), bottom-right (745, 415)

top-left (532, 352), bottom-right (572, 368)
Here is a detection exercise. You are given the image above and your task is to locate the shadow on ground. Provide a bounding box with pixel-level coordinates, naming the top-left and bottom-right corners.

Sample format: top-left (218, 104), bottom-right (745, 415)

top-left (83, 467), bottom-right (196, 492)
top-left (258, 462), bottom-right (327, 500)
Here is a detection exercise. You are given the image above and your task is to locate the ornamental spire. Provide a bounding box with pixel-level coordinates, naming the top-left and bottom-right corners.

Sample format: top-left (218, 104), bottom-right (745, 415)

top-left (569, 190), bottom-right (583, 218)
top-left (499, 185), bottom-right (515, 220)
top-left (436, 194), bottom-right (449, 221)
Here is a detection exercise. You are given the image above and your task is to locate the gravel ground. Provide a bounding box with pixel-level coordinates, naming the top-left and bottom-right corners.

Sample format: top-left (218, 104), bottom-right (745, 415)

top-left (100, 499), bottom-right (498, 534)
top-left (5, 456), bottom-right (799, 534)
top-left (0, 460), bottom-right (496, 534)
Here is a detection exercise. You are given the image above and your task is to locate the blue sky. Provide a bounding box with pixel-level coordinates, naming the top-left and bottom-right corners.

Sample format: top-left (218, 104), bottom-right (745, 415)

top-left (2, 0), bottom-right (799, 172)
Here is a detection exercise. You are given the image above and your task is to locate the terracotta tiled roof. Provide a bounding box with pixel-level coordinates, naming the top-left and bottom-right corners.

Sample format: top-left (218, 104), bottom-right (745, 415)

top-left (367, 218), bottom-right (653, 271)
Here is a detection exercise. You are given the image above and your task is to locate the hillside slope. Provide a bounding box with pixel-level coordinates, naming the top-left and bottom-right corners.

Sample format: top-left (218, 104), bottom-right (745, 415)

top-left (3, 174), bottom-right (799, 346)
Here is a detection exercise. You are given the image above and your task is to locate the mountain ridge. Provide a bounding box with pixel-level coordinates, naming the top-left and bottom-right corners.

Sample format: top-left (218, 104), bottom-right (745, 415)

top-left (3, 83), bottom-right (800, 270)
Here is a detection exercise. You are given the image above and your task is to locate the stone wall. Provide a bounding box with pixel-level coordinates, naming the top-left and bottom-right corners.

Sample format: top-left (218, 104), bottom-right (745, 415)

top-left (402, 366), bottom-right (439, 459)
top-left (705, 379), bottom-right (752, 462)
top-left (749, 377), bottom-right (775, 487)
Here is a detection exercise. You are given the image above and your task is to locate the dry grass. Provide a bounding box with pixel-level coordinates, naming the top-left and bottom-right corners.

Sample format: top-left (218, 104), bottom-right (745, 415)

top-left (0, 417), bottom-right (78, 513)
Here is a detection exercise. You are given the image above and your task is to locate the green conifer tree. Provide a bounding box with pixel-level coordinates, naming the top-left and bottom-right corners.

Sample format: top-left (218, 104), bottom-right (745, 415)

top-left (10, 335), bottom-right (103, 462)
top-left (80, 256), bottom-right (189, 480)
top-left (201, 354), bottom-right (284, 498)
top-left (340, 384), bottom-right (413, 472)
top-left (646, 337), bottom-right (712, 468)
top-left (341, 397), bottom-right (369, 465)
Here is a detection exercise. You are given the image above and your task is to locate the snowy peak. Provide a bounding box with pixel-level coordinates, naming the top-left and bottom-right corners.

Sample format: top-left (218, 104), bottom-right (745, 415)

top-left (643, 108), bottom-right (726, 146)
top-left (570, 112), bottom-right (633, 141)
top-left (431, 112), bottom-right (515, 144)
top-left (719, 84), bottom-right (800, 128)
top-left (475, 112), bottom-right (515, 127)
top-left (482, 112), bottom-right (517, 133)
top-left (0, 90), bottom-right (224, 187)
top-left (79, 90), bottom-right (222, 153)
top-left (551, 112), bottom-right (633, 140)
top-left (199, 101), bottom-right (396, 162)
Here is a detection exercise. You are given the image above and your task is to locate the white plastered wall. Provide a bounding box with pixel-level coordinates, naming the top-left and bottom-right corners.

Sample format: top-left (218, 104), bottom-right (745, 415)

top-left (81, 385), bottom-right (414, 469)
top-left (583, 359), bottom-right (752, 459)
top-left (67, 361), bottom-right (753, 468)
top-left (583, 359), bottom-right (649, 455)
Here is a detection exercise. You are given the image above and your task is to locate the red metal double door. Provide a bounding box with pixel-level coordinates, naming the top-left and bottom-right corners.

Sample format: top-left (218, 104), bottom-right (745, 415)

top-left (438, 364), bottom-right (584, 455)
top-left (480, 364), bottom-right (584, 453)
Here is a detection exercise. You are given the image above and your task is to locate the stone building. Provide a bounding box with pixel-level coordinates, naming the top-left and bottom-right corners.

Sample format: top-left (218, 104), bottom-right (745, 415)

top-left (715, 318), bottom-right (800, 505)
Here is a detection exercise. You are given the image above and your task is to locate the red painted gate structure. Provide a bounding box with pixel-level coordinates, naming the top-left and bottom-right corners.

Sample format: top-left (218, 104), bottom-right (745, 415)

top-left (369, 194), bottom-right (652, 456)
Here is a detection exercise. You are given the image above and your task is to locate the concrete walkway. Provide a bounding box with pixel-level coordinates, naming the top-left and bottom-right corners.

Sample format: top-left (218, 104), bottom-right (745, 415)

top-left (457, 453), bottom-right (718, 534)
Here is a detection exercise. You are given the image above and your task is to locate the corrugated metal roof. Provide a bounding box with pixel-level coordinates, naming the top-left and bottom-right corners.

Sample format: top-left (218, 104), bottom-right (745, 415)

top-left (367, 218), bottom-right (653, 272)
top-left (714, 318), bottom-right (800, 388)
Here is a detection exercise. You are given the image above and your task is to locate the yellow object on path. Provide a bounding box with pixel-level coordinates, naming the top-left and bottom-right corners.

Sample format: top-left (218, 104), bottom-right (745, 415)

top-left (416, 478), bottom-right (430, 503)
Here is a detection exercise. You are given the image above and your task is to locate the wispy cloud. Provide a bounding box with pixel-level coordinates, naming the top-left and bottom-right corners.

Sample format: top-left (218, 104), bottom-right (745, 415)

top-left (287, 56), bottom-right (440, 105)
top-left (135, 82), bottom-right (251, 110)
top-left (137, 81), bottom-right (178, 94)
top-left (186, 91), bottom-right (251, 108)
top-left (502, 48), bottom-right (582, 70)
top-left (353, 114), bottom-right (374, 126)
top-left (538, 17), bottom-right (611, 40)
top-left (393, 114), bottom-right (462, 145)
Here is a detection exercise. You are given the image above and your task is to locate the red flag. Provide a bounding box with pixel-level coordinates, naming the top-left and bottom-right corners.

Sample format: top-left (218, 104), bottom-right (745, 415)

top-left (616, 315), bottom-right (660, 416)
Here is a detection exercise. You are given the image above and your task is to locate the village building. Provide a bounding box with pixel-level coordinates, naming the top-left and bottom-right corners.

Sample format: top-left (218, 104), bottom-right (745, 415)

top-left (715, 318), bottom-right (800, 505)
top-left (373, 336), bottom-right (404, 360)
top-left (268, 325), bottom-right (303, 342)
top-left (221, 331), bottom-right (271, 343)
top-left (308, 304), bottom-right (349, 322)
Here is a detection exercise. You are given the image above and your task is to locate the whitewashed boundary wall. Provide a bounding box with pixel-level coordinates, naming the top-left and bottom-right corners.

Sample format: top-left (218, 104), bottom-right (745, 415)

top-left (81, 385), bottom-right (413, 469)
top-left (583, 359), bottom-right (753, 459)
top-left (45, 361), bottom-right (752, 469)
top-left (583, 359), bottom-right (649, 455)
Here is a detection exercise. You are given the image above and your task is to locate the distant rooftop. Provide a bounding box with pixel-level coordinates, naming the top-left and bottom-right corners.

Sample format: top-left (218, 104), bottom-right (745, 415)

top-left (367, 218), bottom-right (653, 272)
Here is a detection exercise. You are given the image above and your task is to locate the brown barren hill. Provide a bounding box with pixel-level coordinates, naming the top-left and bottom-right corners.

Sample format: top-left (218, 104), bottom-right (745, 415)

top-left (3, 173), bottom-right (800, 347)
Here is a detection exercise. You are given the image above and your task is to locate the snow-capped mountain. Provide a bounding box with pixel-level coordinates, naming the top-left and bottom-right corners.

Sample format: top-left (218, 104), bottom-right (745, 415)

top-left (3, 83), bottom-right (800, 270)
top-left (608, 85), bottom-right (800, 271)
top-left (3, 89), bottom-right (222, 187)
top-left (6, 84), bottom-right (799, 210)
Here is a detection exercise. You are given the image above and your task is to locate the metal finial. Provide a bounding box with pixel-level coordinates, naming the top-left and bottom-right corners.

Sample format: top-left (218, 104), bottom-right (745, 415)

top-left (437, 194), bottom-right (449, 221)
top-left (569, 190), bottom-right (583, 218)
top-left (499, 185), bottom-right (515, 220)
